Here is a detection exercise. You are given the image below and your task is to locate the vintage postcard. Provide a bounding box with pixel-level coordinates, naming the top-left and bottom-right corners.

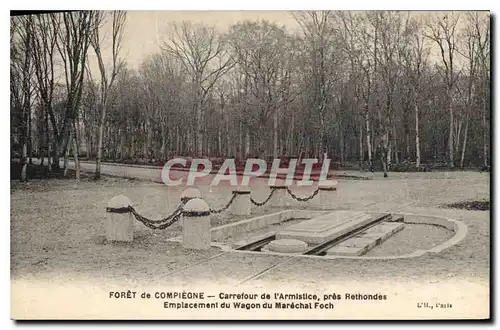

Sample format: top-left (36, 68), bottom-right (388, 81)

top-left (10, 10), bottom-right (490, 320)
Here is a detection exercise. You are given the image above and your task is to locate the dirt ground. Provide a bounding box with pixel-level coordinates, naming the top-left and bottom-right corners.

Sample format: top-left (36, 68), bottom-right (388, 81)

top-left (11, 170), bottom-right (490, 279)
top-left (10, 170), bottom-right (490, 319)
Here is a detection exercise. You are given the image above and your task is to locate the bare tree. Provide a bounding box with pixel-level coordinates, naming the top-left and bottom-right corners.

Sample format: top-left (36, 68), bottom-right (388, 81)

top-left (28, 13), bottom-right (59, 172)
top-left (34, 11), bottom-right (488, 175)
top-left (469, 12), bottom-right (490, 168)
top-left (51, 11), bottom-right (96, 180)
top-left (11, 15), bottom-right (36, 181)
top-left (294, 11), bottom-right (343, 161)
top-left (426, 13), bottom-right (461, 168)
top-left (400, 14), bottom-right (429, 168)
top-left (162, 21), bottom-right (233, 157)
top-left (456, 14), bottom-right (481, 168)
top-left (90, 10), bottom-right (127, 179)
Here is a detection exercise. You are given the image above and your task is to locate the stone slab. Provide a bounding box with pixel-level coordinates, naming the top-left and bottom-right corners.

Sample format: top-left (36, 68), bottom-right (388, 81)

top-left (327, 222), bottom-right (404, 256)
top-left (276, 211), bottom-right (378, 244)
top-left (211, 210), bottom-right (294, 242)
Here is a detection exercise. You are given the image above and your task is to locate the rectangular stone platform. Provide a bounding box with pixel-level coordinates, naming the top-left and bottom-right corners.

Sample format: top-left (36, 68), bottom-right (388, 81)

top-left (326, 221), bottom-right (404, 256)
top-left (276, 211), bottom-right (381, 244)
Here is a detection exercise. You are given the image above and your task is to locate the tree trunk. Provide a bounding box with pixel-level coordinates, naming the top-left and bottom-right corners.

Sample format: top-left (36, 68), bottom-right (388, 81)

top-left (483, 91), bottom-right (488, 168)
top-left (460, 112), bottom-right (469, 168)
top-left (386, 139), bottom-right (392, 170)
top-left (45, 110), bottom-right (51, 169)
top-left (20, 141), bottom-right (27, 182)
top-left (196, 98), bottom-right (203, 157)
top-left (381, 139), bottom-right (388, 178)
top-left (448, 86), bottom-right (454, 168)
top-left (393, 124), bottom-right (399, 165)
top-left (381, 156), bottom-right (388, 178)
top-left (238, 121), bottom-right (243, 159)
top-left (28, 107), bottom-right (32, 165)
top-left (226, 118), bottom-right (231, 157)
top-left (319, 112), bottom-right (325, 161)
top-left (161, 127), bottom-right (166, 161)
top-left (365, 103), bottom-right (372, 170)
top-left (455, 118), bottom-right (462, 155)
top-left (339, 123), bottom-right (345, 165)
top-left (146, 121), bottom-right (153, 160)
top-left (94, 110), bottom-right (105, 179)
top-left (120, 130), bottom-right (126, 160)
top-left (73, 126), bottom-right (81, 181)
top-left (75, 119), bottom-right (82, 157)
top-left (217, 126), bottom-right (222, 157)
top-left (245, 128), bottom-right (250, 159)
top-left (131, 134), bottom-right (136, 159)
top-left (415, 102), bottom-right (421, 168)
top-left (52, 139), bottom-right (59, 172)
top-left (405, 122), bottom-right (410, 161)
top-left (359, 121), bottom-right (364, 170)
top-left (273, 106), bottom-right (278, 158)
top-left (176, 125), bottom-right (180, 156)
top-left (63, 135), bottom-right (70, 177)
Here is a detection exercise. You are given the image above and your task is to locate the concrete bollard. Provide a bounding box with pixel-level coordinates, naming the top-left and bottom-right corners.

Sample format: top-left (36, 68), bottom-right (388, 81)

top-left (182, 198), bottom-right (211, 250)
top-left (180, 187), bottom-right (202, 226)
top-left (106, 195), bottom-right (134, 242)
top-left (318, 181), bottom-right (338, 210)
top-left (230, 186), bottom-right (251, 216)
top-left (270, 185), bottom-right (287, 208)
top-left (180, 187), bottom-right (202, 204)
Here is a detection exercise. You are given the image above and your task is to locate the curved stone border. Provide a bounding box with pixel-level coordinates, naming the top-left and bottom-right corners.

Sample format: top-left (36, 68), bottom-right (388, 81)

top-left (215, 211), bottom-right (467, 260)
top-left (166, 209), bottom-right (468, 260)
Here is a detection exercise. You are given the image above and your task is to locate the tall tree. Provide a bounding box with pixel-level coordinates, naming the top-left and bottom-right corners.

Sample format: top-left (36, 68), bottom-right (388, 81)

top-left (52, 11), bottom-right (96, 179)
top-left (426, 13), bottom-right (461, 168)
top-left (11, 15), bottom-right (35, 181)
top-left (90, 10), bottom-right (127, 179)
top-left (400, 15), bottom-right (429, 168)
top-left (162, 21), bottom-right (233, 157)
top-left (469, 12), bottom-right (490, 168)
top-left (28, 13), bottom-right (59, 172)
top-left (294, 11), bottom-right (343, 161)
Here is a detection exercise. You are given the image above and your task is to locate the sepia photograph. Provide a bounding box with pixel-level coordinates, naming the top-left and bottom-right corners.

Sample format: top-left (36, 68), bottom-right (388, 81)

top-left (9, 9), bottom-right (491, 320)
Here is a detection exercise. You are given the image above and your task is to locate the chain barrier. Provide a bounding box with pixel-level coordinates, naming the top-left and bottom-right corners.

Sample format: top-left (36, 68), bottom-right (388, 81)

top-left (107, 202), bottom-right (186, 230)
top-left (128, 203), bottom-right (185, 230)
top-left (250, 188), bottom-right (276, 206)
top-left (286, 186), bottom-right (320, 202)
top-left (210, 192), bottom-right (237, 214)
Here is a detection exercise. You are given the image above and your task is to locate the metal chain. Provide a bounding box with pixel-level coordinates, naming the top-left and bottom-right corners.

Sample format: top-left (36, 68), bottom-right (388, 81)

top-left (250, 188), bottom-right (275, 206)
top-left (286, 187), bottom-right (319, 202)
top-left (210, 192), bottom-right (237, 214)
top-left (128, 202), bottom-right (185, 229)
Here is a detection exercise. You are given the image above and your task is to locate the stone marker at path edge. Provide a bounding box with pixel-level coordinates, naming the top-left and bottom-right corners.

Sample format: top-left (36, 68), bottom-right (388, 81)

top-left (182, 198), bottom-right (211, 250)
top-left (317, 180), bottom-right (338, 210)
top-left (270, 184), bottom-right (287, 208)
top-left (106, 195), bottom-right (134, 242)
top-left (180, 187), bottom-right (202, 226)
top-left (181, 187), bottom-right (202, 204)
top-left (231, 185), bottom-right (252, 216)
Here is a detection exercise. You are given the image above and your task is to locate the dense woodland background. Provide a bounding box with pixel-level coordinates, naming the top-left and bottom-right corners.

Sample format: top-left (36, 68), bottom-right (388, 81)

top-left (10, 11), bottom-right (491, 180)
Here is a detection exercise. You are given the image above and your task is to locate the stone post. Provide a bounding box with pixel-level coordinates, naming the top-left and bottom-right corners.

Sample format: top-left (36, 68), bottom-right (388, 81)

top-left (180, 187), bottom-right (202, 226)
top-left (182, 198), bottom-right (211, 250)
top-left (270, 185), bottom-right (287, 208)
top-left (180, 187), bottom-right (202, 204)
top-left (230, 186), bottom-right (251, 216)
top-left (318, 181), bottom-right (338, 210)
top-left (106, 195), bottom-right (134, 242)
